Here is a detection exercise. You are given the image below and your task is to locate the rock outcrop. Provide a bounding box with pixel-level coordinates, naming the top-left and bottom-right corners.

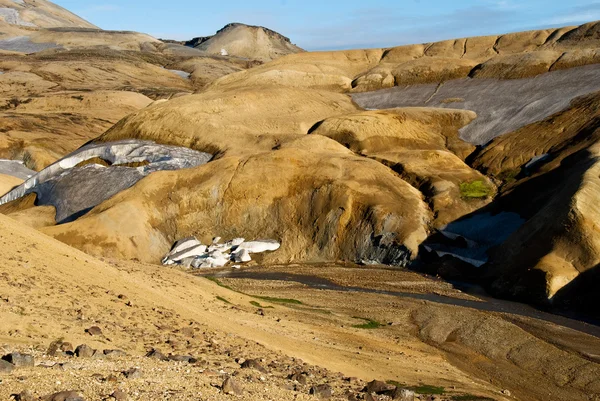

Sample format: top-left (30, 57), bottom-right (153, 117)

top-left (41, 136), bottom-right (430, 265)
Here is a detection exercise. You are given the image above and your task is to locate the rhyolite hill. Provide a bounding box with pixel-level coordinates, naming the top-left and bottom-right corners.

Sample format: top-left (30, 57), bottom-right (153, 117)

top-left (1, 1), bottom-right (600, 322)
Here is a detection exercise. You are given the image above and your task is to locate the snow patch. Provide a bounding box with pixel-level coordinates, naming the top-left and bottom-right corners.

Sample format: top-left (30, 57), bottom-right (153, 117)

top-left (0, 140), bottom-right (213, 223)
top-left (162, 237), bottom-right (280, 269)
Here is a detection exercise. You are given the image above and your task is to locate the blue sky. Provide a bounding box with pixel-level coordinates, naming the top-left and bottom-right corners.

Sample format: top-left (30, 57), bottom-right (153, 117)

top-left (54, 0), bottom-right (600, 50)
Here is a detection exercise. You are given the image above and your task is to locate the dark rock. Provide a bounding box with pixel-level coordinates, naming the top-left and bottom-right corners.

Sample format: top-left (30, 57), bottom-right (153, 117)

top-left (0, 359), bottom-right (15, 374)
top-left (241, 359), bottom-right (267, 373)
top-left (41, 390), bottom-right (85, 401)
top-left (365, 380), bottom-right (395, 395)
top-left (85, 326), bottom-right (102, 336)
top-left (110, 390), bottom-right (127, 400)
top-left (122, 368), bottom-right (142, 379)
top-left (365, 394), bottom-right (377, 401)
top-left (74, 345), bottom-right (95, 358)
top-left (12, 390), bottom-right (35, 401)
top-left (347, 394), bottom-right (360, 401)
top-left (3, 352), bottom-right (34, 368)
top-left (222, 377), bottom-right (243, 395)
top-left (145, 349), bottom-right (168, 361)
top-left (310, 384), bottom-right (333, 399)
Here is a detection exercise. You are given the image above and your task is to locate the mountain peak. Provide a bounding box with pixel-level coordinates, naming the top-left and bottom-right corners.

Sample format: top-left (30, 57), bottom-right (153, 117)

top-left (185, 22), bottom-right (304, 62)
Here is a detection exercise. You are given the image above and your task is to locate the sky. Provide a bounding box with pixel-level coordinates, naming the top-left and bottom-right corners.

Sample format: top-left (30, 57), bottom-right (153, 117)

top-left (53, 0), bottom-right (600, 51)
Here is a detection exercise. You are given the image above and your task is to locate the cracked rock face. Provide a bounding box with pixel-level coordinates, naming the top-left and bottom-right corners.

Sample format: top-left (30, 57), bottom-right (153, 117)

top-left (0, 140), bottom-right (212, 223)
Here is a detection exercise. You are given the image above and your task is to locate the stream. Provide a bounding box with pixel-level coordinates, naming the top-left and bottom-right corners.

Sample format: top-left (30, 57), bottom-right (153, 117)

top-left (203, 269), bottom-right (600, 339)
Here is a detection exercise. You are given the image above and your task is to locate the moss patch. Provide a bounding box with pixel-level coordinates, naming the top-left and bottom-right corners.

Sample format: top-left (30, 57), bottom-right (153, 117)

top-left (205, 276), bottom-right (235, 291)
top-left (254, 295), bottom-right (303, 305)
top-left (250, 300), bottom-right (274, 309)
top-left (352, 317), bottom-right (382, 329)
top-left (409, 384), bottom-right (445, 395)
top-left (459, 180), bottom-right (494, 199)
top-left (205, 277), bottom-right (302, 305)
top-left (451, 395), bottom-right (495, 401)
top-left (216, 296), bottom-right (231, 304)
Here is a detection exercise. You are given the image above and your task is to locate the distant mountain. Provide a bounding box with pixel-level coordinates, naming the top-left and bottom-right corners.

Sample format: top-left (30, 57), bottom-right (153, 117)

top-left (185, 23), bottom-right (304, 61)
top-left (0, 0), bottom-right (97, 29)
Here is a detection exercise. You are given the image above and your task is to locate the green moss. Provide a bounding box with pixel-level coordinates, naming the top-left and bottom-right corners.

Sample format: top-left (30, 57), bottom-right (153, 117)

top-left (352, 317), bottom-right (382, 329)
top-left (206, 276), bottom-right (302, 305)
top-left (216, 296), bottom-right (231, 304)
top-left (205, 276), bottom-right (235, 291)
top-left (459, 180), bottom-right (494, 199)
top-left (497, 169), bottom-right (520, 184)
top-left (254, 295), bottom-right (303, 305)
top-left (308, 308), bottom-right (333, 315)
top-left (250, 301), bottom-right (274, 308)
top-left (451, 395), bottom-right (495, 401)
top-left (409, 385), bottom-right (445, 395)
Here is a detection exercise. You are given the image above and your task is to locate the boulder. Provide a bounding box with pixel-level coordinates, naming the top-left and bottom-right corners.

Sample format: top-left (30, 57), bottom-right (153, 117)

top-left (2, 352), bottom-right (34, 367)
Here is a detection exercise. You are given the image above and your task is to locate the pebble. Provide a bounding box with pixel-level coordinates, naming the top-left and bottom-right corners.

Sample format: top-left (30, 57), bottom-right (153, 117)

top-left (241, 359), bottom-right (268, 373)
top-left (310, 384), bottom-right (333, 399)
top-left (13, 390), bottom-right (35, 401)
top-left (393, 388), bottom-right (415, 401)
top-left (75, 344), bottom-right (95, 358)
top-left (85, 326), bottom-right (103, 336)
top-left (110, 390), bottom-right (128, 400)
top-left (60, 343), bottom-right (74, 353)
top-left (365, 379), bottom-right (395, 395)
top-left (0, 359), bottom-right (15, 373)
top-left (2, 352), bottom-right (34, 368)
top-left (103, 349), bottom-right (127, 358)
top-left (289, 372), bottom-right (308, 385)
top-left (123, 368), bottom-right (143, 379)
top-left (145, 349), bottom-right (168, 361)
top-left (222, 377), bottom-right (243, 395)
top-left (41, 390), bottom-right (85, 401)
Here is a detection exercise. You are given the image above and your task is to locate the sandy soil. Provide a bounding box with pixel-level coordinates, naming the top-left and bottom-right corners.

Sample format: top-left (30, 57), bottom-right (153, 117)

top-left (0, 212), bottom-right (516, 401)
top-left (2, 211), bottom-right (599, 400)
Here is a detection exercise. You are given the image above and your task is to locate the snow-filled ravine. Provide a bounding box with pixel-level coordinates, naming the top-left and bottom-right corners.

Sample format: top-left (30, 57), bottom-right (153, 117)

top-left (0, 140), bottom-right (212, 223)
